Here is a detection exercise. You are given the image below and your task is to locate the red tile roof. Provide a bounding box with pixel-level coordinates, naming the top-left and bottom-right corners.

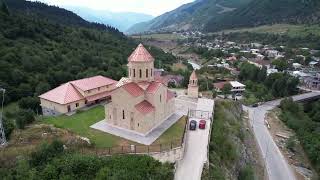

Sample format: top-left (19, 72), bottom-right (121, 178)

top-left (39, 83), bottom-right (84, 104)
top-left (71, 75), bottom-right (117, 91)
top-left (167, 90), bottom-right (175, 102)
top-left (128, 44), bottom-right (154, 62)
top-left (146, 81), bottom-right (162, 94)
top-left (135, 100), bottom-right (155, 115)
top-left (190, 70), bottom-right (198, 80)
top-left (122, 82), bottom-right (144, 97)
top-left (213, 81), bottom-right (229, 90)
top-left (86, 91), bottom-right (112, 102)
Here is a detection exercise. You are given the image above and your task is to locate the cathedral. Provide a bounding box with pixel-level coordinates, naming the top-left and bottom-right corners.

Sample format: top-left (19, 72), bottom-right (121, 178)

top-left (105, 44), bottom-right (175, 135)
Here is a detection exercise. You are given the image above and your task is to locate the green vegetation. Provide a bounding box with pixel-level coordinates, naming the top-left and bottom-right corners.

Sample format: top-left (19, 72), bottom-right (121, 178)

top-left (0, 140), bottom-right (174, 180)
top-left (0, 0), bottom-right (176, 106)
top-left (204, 101), bottom-right (255, 180)
top-left (154, 116), bottom-right (187, 144)
top-left (219, 24), bottom-right (320, 38)
top-left (44, 106), bottom-right (122, 148)
top-left (239, 62), bottom-right (299, 104)
top-left (206, 0), bottom-right (320, 32)
top-left (279, 98), bottom-right (320, 173)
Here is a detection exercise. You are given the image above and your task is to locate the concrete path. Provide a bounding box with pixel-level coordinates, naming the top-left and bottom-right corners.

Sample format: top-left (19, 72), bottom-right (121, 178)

top-left (175, 98), bottom-right (214, 180)
top-left (91, 113), bottom-right (182, 145)
top-left (243, 91), bottom-right (320, 180)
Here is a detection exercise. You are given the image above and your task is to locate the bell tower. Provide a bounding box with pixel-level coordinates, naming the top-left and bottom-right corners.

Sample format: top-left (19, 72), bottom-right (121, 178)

top-left (127, 44), bottom-right (155, 83)
top-left (188, 70), bottom-right (199, 98)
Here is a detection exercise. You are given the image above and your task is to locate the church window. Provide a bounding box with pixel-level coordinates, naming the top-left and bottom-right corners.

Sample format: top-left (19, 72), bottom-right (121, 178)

top-left (133, 69), bottom-right (136, 77)
top-left (129, 68), bottom-right (131, 77)
top-left (146, 69), bottom-right (149, 78)
top-left (138, 123), bottom-right (140, 127)
top-left (160, 94), bottom-right (162, 102)
top-left (139, 69), bottom-right (142, 78)
top-left (122, 110), bottom-right (125, 119)
top-left (151, 68), bottom-right (153, 77)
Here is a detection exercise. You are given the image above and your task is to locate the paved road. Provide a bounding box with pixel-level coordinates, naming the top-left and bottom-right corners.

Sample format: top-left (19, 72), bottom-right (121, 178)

top-left (244, 91), bottom-right (320, 180)
top-left (175, 98), bottom-right (214, 180)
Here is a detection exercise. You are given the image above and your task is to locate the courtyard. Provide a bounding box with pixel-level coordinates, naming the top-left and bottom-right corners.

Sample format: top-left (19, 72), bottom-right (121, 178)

top-left (44, 105), bottom-right (187, 148)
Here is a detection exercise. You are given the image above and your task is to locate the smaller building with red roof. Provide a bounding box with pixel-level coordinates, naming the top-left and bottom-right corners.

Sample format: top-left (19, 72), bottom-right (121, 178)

top-left (39, 75), bottom-right (117, 116)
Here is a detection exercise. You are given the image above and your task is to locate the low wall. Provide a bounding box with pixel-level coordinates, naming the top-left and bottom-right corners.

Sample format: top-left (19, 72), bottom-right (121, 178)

top-left (150, 146), bottom-right (184, 163)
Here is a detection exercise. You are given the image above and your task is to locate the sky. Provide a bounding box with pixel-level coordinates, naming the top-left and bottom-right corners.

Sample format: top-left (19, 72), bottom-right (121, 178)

top-left (29, 0), bottom-right (195, 16)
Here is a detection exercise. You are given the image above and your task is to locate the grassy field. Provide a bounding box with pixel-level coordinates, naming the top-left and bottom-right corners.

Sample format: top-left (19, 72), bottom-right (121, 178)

top-left (44, 105), bottom-right (187, 148)
top-left (131, 33), bottom-right (184, 40)
top-left (2, 102), bottom-right (19, 120)
top-left (216, 24), bottom-right (320, 37)
top-left (44, 106), bottom-right (122, 148)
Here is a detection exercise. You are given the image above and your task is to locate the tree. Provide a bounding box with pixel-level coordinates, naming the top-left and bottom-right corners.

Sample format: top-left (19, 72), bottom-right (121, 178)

top-left (222, 83), bottom-right (232, 98)
top-left (15, 109), bottom-right (35, 129)
top-left (1, 2), bottom-right (9, 15)
top-left (18, 96), bottom-right (40, 113)
top-left (3, 117), bottom-right (14, 139)
top-left (271, 59), bottom-right (289, 72)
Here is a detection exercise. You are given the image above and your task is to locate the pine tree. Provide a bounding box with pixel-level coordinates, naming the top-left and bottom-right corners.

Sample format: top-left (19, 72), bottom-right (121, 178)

top-left (1, 1), bottom-right (9, 15)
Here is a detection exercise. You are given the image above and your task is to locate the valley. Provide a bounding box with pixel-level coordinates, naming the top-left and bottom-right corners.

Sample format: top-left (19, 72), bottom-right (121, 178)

top-left (1, 0), bottom-right (320, 180)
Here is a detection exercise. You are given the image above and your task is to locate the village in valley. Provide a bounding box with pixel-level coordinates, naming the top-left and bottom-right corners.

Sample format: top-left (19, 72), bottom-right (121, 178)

top-left (1, 1), bottom-right (320, 180)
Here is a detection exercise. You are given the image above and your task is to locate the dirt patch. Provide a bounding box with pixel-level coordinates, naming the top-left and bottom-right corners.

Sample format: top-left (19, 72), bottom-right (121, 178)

top-left (266, 109), bottom-right (316, 180)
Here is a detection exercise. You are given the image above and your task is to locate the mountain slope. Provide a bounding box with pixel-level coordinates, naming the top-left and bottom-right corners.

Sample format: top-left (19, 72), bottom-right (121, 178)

top-left (0, 0), bottom-right (176, 104)
top-left (205, 0), bottom-right (320, 32)
top-left (63, 6), bottom-right (154, 32)
top-left (127, 0), bottom-right (252, 34)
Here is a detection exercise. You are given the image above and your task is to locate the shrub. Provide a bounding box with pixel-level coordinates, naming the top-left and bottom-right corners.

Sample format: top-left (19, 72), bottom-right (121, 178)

top-left (2, 117), bottom-right (14, 139)
top-left (30, 140), bottom-right (64, 167)
top-left (18, 96), bottom-right (40, 113)
top-left (15, 109), bottom-right (35, 129)
top-left (238, 165), bottom-right (254, 180)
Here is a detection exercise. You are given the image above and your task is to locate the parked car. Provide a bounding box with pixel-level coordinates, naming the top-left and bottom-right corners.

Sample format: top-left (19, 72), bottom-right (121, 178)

top-left (199, 120), bottom-right (206, 129)
top-left (174, 91), bottom-right (178, 97)
top-left (252, 103), bottom-right (259, 107)
top-left (189, 120), bottom-right (197, 130)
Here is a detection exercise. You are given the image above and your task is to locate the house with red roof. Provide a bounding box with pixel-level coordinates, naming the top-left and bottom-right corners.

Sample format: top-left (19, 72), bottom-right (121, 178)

top-left (39, 75), bottom-right (118, 116)
top-left (105, 44), bottom-right (175, 135)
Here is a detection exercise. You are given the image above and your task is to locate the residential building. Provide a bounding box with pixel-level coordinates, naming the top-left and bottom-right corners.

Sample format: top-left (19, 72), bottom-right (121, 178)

top-left (39, 76), bottom-right (117, 116)
top-left (304, 73), bottom-right (320, 90)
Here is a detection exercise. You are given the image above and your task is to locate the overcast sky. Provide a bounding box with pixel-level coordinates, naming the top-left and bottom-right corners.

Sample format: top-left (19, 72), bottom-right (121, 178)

top-left (29, 0), bottom-right (194, 16)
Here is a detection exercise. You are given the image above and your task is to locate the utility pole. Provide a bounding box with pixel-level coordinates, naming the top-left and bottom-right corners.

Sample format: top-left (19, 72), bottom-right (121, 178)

top-left (0, 88), bottom-right (6, 146)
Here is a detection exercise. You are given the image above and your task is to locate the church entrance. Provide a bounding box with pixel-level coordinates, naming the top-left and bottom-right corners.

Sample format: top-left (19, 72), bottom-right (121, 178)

top-left (130, 112), bottom-right (134, 130)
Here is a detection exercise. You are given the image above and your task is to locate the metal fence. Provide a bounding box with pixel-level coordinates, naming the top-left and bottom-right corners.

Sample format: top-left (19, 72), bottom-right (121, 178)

top-left (188, 110), bottom-right (211, 120)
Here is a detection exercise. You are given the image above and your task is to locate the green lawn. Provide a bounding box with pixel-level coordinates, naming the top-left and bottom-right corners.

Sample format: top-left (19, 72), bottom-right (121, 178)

top-left (44, 106), bottom-right (122, 148)
top-left (154, 116), bottom-right (187, 144)
top-left (216, 24), bottom-right (320, 38)
top-left (44, 105), bottom-right (187, 148)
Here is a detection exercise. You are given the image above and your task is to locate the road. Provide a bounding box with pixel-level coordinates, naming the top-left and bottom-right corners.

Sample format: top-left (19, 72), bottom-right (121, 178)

top-left (175, 98), bottom-right (214, 180)
top-left (244, 91), bottom-right (320, 180)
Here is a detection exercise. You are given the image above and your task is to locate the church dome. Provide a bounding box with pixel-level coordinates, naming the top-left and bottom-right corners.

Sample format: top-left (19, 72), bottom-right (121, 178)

top-left (128, 44), bottom-right (154, 62)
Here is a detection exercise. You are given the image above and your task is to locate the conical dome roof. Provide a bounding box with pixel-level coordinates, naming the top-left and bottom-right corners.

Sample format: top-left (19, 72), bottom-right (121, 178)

top-left (128, 43), bottom-right (154, 62)
top-left (190, 70), bottom-right (198, 80)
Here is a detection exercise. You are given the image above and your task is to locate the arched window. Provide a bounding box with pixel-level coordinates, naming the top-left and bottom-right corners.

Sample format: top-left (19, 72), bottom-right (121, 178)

top-left (129, 68), bottom-right (131, 77)
top-left (133, 69), bottom-right (136, 77)
top-left (151, 68), bottom-right (153, 77)
top-left (122, 110), bottom-right (125, 119)
top-left (139, 69), bottom-right (142, 78)
top-left (160, 94), bottom-right (162, 102)
top-left (146, 69), bottom-right (149, 78)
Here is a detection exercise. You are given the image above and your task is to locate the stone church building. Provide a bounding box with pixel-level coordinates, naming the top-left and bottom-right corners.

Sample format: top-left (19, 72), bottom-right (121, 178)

top-left (105, 44), bottom-right (175, 135)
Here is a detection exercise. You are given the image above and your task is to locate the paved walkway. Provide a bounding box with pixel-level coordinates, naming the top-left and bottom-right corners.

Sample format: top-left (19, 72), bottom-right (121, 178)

top-left (175, 98), bottom-right (214, 180)
top-left (91, 113), bottom-right (182, 145)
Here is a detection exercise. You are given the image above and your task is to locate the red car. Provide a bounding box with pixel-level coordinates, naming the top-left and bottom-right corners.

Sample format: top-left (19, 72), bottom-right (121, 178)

top-left (199, 120), bottom-right (206, 129)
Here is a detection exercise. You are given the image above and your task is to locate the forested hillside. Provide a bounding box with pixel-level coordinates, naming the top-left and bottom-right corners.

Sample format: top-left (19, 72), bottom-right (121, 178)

top-left (205, 0), bottom-right (320, 32)
top-left (0, 0), bottom-right (176, 104)
top-left (127, 0), bottom-right (251, 34)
